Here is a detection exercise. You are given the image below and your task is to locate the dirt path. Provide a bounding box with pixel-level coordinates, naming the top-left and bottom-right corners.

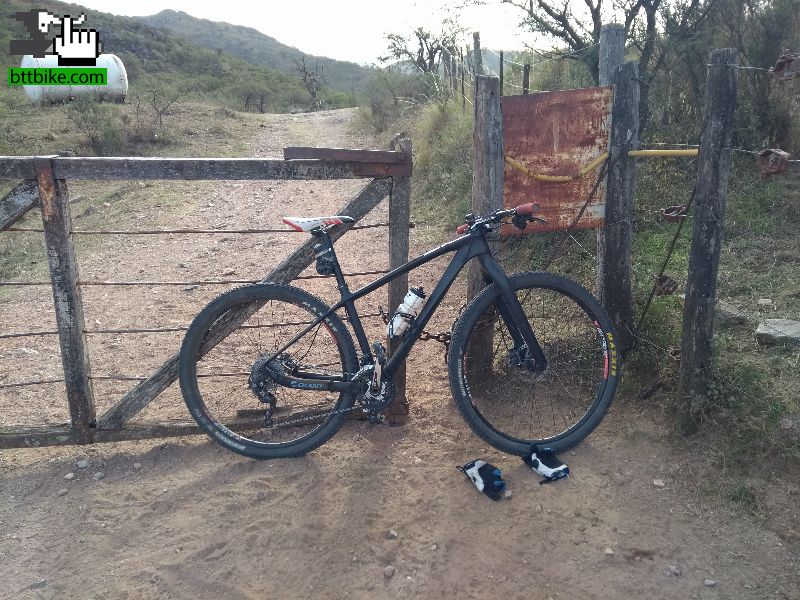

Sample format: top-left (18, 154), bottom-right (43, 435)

top-left (1, 109), bottom-right (798, 600)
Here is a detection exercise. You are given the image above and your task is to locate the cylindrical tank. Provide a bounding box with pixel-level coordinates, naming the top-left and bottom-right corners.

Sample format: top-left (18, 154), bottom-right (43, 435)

top-left (20, 54), bottom-right (128, 103)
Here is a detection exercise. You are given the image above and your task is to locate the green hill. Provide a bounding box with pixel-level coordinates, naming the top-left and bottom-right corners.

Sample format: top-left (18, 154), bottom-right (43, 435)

top-left (137, 9), bottom-right (372, 94)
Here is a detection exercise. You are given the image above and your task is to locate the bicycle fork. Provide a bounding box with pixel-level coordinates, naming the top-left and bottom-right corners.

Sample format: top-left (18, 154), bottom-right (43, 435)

top-left (480, 255), bottom-right (548, 372)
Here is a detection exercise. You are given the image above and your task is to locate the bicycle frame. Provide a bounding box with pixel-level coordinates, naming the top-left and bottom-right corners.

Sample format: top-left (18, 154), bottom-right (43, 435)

top-left (264, 226), bottom-right (547, 393)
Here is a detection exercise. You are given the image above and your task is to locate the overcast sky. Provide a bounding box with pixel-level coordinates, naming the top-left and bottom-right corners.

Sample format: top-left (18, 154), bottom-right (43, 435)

top-left (75, 0), bottom-right (546, 65)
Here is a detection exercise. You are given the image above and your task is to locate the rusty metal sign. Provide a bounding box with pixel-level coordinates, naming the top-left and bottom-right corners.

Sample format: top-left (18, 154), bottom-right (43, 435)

top-left (501, 87), bottom-right (612, 233)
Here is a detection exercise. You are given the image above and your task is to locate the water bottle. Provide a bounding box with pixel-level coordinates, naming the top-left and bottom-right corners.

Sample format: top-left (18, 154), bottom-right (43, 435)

top-left (387, 286), bottom-right (426, 338)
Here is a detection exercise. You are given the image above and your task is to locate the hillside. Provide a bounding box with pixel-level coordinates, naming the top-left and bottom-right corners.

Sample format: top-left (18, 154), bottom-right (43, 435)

top-left (0, 1), bottom-right (350, 112)
top-left (138, 9), bottom-right (373, 94)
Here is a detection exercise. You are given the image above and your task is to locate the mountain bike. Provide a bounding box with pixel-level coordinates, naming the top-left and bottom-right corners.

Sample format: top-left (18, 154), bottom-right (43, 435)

top-left (178, 203), bottom-right (620, 459)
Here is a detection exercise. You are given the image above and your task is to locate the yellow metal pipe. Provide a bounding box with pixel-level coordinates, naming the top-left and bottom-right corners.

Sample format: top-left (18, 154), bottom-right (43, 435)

top-left (627, 149), bottom-right (698, 157)
top-left (578, 152), bottom-right (610, 176)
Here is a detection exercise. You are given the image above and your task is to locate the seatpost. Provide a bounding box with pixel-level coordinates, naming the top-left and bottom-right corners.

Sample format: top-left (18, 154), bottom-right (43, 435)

top-left (313, 227), bottom-right (349, 292)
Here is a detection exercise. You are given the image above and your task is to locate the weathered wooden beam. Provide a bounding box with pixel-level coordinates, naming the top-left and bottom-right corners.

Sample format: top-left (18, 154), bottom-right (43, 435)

top-left (0, 180), bottom-right (38, 232)
top-left (384, 135), bottom-right (412, 425)
top-left (0, 424), bottom-right (81, 449)
top-left (678, 48), bottom-right (738, 433)
top-left (597, 61), bottom-right (639, 351)
top-left (283, 147), bottom-right (409, 164)
top-left (98, 177), bottom-right (392, 429)
top-left (499, 50), bottom-right (504, 95)
top-left (0, 157), bottom-right (410, 180)
top-left (36, 157), bottom-right (96, 444)
top-left (0, 157), bottom-right (35, 179)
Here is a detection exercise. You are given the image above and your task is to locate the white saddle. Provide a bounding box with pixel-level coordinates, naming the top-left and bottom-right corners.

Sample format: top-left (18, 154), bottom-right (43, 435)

top-left (282, 215), bottom-right (356, 232)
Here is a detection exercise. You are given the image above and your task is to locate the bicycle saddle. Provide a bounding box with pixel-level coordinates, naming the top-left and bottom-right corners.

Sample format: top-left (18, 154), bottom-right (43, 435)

top-left (282, 215), bottom-right (355, 232)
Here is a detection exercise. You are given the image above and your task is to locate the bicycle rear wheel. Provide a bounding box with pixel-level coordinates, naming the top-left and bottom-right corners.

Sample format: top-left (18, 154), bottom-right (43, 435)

top-left (448, 272), bottom-right (620, 454)
top-left (179, 284), bottom-right (358, 459)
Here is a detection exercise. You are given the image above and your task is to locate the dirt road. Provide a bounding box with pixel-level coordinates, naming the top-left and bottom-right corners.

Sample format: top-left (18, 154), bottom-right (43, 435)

top-left (1, 108), bottom-right (798, 600)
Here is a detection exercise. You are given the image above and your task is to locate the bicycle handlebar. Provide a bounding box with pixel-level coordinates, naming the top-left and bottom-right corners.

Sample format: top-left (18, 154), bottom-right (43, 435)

top-left (455, 202), bottom-right (544, 234)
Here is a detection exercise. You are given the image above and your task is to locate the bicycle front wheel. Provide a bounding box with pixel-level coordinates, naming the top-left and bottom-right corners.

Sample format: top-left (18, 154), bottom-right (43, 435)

top-left (448, 272), bottom-right (620, 455)
top-left (179, 284), bottom-right (358, 459)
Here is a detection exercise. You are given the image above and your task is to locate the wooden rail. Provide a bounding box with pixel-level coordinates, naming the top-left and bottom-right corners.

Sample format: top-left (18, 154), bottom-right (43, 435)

top-left (0, 143), bottom-right (412, 449)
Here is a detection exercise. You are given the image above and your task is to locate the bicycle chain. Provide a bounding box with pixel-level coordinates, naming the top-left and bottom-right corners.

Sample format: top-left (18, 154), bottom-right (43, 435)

top-left (379, 307), bottom-right (453, 361)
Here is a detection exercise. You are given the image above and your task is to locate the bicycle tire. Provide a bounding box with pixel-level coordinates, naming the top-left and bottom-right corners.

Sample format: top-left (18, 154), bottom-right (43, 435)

top-left (448, 272), bottom-right (620, 455)
top-left (179, 284), bottom-right (358, 459)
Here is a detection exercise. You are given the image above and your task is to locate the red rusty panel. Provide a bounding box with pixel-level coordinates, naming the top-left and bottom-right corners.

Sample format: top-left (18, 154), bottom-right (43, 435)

top-left (501, 87), bottom-right (612, 234)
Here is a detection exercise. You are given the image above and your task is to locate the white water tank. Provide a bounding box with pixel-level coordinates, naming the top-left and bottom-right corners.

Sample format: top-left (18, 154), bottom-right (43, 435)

top-left (20, 54), bottom-right (128, 103)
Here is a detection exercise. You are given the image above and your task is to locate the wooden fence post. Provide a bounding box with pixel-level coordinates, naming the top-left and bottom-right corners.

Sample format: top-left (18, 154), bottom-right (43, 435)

top-left (522, 63), bottom-right (530, 95)
top-left (473, 32), bottom-right (483, 75)
top-left (678, 48), bottom-right (738, 433)
top-left (499, 50), bottom-right (504, 95)
top-left (597, 61), bottom-right (639, 351)
top-left (596, 21), bottom-right (637, 351)
top-left (467, 76), bottom-right (503, 371)
top-left (460, 48), bottom-right (466, 113)
top-left (598, 23), bottom-right (625, 86)
top-left (384, 134), bottom-right (412, 425)
top-left (35, 157), bottom-right (95, 444)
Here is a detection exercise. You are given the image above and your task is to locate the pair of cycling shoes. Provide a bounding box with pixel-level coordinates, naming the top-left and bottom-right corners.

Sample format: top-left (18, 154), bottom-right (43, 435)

top-left (458, 445), bottom-right (570, 500)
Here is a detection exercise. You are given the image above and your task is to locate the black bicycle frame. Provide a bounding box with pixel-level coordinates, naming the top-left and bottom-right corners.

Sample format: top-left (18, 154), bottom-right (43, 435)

top-left (265, 226), bottom-right (547, 393)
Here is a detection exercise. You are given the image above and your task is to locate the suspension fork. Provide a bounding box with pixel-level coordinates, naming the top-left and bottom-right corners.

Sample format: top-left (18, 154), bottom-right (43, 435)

top-left (479, 255), bottom-right (548, 371)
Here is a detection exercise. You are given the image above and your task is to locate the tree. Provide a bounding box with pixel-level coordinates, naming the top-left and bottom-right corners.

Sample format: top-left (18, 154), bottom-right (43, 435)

top-left (499, 0), bottom-right (718, 131)
top-left (380, 20), bottom-right (463, 73)
top-left (295, 56), bottom-right (326, 110)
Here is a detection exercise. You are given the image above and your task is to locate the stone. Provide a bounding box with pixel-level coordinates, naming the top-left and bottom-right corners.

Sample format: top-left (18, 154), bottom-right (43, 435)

top-left (64, 472), bottom-right (75, 480)
top-left (704, 579), bottom-right (717, 587)
top-left (780, 418), bottom-right (793, 430)
top-left (93, 471), bottom-right (105, 481)
top-left (384, 565), bottom-right (395, 579)
top-left (133, 462), bottom-right (143, 470)
top-left (14, 347), bottom-right (39, 357)
top-left (667, 565), bottom-right (682, 576)
top-left (604, 547), bottom-right (614, 555)
top-left (387, 529), bottom-right (398, 539)
top-left (716, 299), bottom-right (749, 326)
top-left (653, 479), bottom-right (665, 488)
top-left (57, 488), bottom-right (68, 497)
top-left (756, 298), bottom-right (773, 306)
top-left (755, 319), bottom-right (800, 346)
top-left (29, 579), bottom-right (47, 590)
top-left (503, 489), bottom-right (513, 499)
top-left (76, 459), bottom-right (90, 469)
top-left (183, 285), bottom-right (199, 292)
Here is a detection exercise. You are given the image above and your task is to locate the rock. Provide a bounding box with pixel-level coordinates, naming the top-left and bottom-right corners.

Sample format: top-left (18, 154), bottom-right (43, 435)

top-left (57, 488), bottom-right (68, 497)
top-left (255, 491), bottom-right (267, 501)
top-left (102, 202), bottom-right (110, 207)
top-left (704, 579), bottom-right (717, 587)
top-left (413, 457), bottom-right (422, 464)
top-left (667, 565), bottom-right (682, 576)
top-left (82, 205), bottom-right (96, 216)
top-left (93, 471), bottom-right (105, 481)
top-left (14, 347), bottom-right (39, 357)
top-left (76, 459), bottom-right (90, 469)
top-left (29, 578), bottom-right (47, 590)
top-left (384, 565), bottom-right (396, 579)
top-left (611, 473), bottom-right (628, 485)
top-left (133, 462), bottom-right (143, 470)
top-left (780, 418), bottom-right (793, 430)
top-left (755, 319), bottom-right (800, 346)
top-left (756, 298), bottom-right (773, 307)
top-left (653, 479), bottom-right (666, 488)
top-left (69, 195), bottom-right (84, 204)
top-left (387, 529), bottom-right (398, 539)
top-left (503, 489), bottom-right (513, 500)
top-left (64, 472), bottom-right (75, 480)
top-left (716, 299), bottom-right (749, 326)
top-left (183, 285), bottom-right (199, 292)
top-left (604, 547), bottom-right (614, 555)
top-left (431, 543), bottom-right (438, 551)
top-left (223, 269), bottom-right (237, 276)
top-left (177, 263), bottom-right (189, 269)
